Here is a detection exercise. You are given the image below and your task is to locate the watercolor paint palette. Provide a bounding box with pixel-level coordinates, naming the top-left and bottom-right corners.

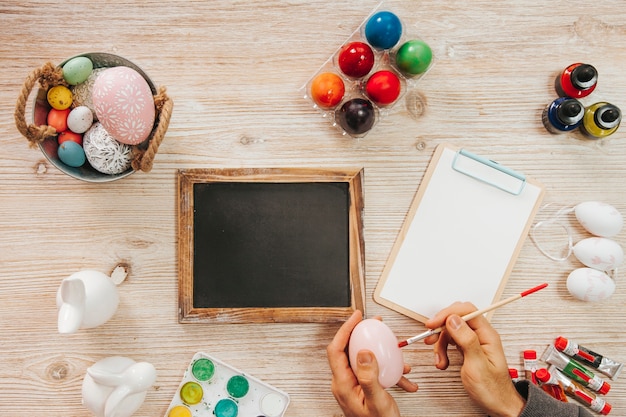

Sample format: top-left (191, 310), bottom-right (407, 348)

top-left (165, 352), bottom-right (290, 417)
top-left (302, 2), bottom-right (434, 138)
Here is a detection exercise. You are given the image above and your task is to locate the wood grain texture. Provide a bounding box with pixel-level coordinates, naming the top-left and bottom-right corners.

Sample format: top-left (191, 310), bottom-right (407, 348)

top-left (1, 0), bottom-right (626, 416)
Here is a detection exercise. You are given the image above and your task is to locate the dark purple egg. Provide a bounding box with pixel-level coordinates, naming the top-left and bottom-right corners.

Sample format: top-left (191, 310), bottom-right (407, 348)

top-left (336, 98), bottom-right (376, 135)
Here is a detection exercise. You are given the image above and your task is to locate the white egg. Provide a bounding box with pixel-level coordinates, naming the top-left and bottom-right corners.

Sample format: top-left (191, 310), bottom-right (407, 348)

top-left (67, 106), bottom-right (94, 134)
top-left (567, 267), bottom-right (615, 302)
top-left (575, 201), bottom-right (623, 237)
top-left (573, 237), bottom-right (624, 271)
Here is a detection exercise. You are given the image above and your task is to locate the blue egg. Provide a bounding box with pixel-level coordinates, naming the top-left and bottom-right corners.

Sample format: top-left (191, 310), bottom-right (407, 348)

top-left (364, 11), bottom-right (402, 50)
top-left (58, 141), bottom-right (86, 167)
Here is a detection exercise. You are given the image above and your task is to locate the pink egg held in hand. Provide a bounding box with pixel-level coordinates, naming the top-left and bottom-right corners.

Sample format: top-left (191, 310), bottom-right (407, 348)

top-left (92, 66), bottom-right (155, 145)
top-left (348, 318), bottom-right (404, 388)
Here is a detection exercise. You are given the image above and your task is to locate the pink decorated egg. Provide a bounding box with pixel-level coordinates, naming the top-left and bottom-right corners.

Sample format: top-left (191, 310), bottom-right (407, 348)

top-left (92, 66), bottom-right (155, 145)
top-left (348, 319), bottom-right (404, 388)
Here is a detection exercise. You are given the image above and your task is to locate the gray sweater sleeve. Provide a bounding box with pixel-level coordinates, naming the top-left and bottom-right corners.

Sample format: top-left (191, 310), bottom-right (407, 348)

top-left (515, 380), bottom-right (594, 417)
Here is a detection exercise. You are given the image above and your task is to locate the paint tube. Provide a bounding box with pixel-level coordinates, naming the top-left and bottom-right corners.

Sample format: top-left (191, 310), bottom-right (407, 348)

top-left (535, 367), bottom-right (568, 402)
top-left (542, 345), bottom-right (610, 394)
top-left (509, 368), bottom-right (522, 383)
top-left (555, 336), bottom-right (623, 380)
top-left (523, 350), bottom-right (538, 384)
top-left (552, 367), bottom-right (612, 415)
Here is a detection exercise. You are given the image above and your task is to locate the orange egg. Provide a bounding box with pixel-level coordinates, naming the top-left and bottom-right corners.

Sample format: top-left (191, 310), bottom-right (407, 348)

top-left (47, 108), bottom-right (70, 132)
top-left (58, 130), bottom-right (83, 146)
top-left (310, 72), bottom-right (345, 108)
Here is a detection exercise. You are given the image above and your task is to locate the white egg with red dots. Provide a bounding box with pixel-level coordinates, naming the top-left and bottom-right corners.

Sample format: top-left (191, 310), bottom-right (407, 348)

top-left (573, 237), bottom-right (623, 271)
top-left (566, 267), bottom-right (615, 302)
top-left (67, 106), bottom-right (94, 134)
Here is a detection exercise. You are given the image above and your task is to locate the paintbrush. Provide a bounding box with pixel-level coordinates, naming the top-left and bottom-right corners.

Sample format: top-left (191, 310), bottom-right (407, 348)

top-left (398, 282), bottom-right (548, 348)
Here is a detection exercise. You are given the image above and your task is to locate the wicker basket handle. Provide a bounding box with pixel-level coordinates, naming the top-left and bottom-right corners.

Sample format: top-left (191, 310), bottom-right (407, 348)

top-left (132, 86), bottom-right (174, 173)
top-left (14, 62), bottom-right (65, 146)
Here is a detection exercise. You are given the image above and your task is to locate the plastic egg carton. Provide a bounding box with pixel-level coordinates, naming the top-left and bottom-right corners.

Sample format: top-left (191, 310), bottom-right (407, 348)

top-left (164, 352), bottom-right (290, 417)
top-left (302, 2), bottom-right (434, 138)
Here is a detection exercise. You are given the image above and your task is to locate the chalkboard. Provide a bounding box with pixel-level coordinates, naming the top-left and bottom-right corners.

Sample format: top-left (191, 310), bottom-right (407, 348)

top-left (177, 168), bottom-right (365, 323)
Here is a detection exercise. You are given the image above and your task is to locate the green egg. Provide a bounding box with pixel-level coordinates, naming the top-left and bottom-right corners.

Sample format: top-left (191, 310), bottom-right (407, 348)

top-left (395, 39), bottom-right (433, 76)
top-left (62, 56), bottom-right (93, 85)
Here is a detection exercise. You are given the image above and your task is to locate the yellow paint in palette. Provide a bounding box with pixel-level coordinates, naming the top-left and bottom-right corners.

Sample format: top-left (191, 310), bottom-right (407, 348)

top-left (180, 381), bottom-right (203, 405)
top-left (165, 352), bottom-right (290, 417)
top-left (167, 405), bottom-right (192, 417)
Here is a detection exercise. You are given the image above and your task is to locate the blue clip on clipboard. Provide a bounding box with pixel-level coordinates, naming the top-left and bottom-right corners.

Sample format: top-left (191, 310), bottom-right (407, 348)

top-left (452, 149), bottom-right (526, 195)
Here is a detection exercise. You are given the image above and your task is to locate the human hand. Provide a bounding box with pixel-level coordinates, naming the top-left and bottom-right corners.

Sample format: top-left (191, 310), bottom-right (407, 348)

top-left (327, 310), bottom-right (418, 417)
top-left (424, 302), bottom-right (525, 417)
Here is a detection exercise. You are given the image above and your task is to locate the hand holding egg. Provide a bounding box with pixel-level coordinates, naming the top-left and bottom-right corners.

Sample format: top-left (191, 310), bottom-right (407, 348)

top-left (348, 318), bottom-right (405, 388)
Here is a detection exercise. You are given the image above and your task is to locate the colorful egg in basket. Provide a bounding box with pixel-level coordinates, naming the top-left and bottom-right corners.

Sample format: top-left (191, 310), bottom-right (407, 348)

top-left (16, 52), bottom-right (173, 182)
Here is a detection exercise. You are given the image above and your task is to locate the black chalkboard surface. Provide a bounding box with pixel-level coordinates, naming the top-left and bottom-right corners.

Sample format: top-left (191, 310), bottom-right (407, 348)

top-left (177, 168), bottom-right (365, 323)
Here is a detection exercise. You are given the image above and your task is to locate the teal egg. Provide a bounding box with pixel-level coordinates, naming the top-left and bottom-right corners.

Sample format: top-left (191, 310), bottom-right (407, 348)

top-left (62, 57), bottom-right (93, 85)
top-left (395, 39), bottom-right (433, 75)
top-left (58, 141), bottom-right (86, 167)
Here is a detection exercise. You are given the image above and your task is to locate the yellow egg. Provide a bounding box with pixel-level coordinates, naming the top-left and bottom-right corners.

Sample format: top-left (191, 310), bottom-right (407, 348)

top-left (47, 85), bottom-right (73, 110)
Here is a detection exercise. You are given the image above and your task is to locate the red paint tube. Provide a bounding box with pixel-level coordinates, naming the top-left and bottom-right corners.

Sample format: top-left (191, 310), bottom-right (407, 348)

top-left (535, 367), bottom-right (568, 402)
top-left (509, 368), bottom-right (522, 383)
top-left (542, 345), bottom-right (610, 394)
top-left (523, 350), bottom-right (538, 384)
top-left (552, 367), bottom-right (612, 415)
top-left (555, 336), bottom-right (624, 380)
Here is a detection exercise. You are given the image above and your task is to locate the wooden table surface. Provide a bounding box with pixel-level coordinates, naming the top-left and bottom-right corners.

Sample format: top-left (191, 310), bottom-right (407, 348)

top-left (2, 1), bottom-right (626, 416)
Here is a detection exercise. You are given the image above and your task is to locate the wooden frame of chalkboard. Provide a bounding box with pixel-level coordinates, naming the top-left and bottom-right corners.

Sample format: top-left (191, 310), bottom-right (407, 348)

top-left (177, 168), bottom-right (365, 323)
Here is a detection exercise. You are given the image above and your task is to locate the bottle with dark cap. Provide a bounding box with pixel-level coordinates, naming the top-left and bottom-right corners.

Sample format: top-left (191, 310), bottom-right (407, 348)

top-left (581, 102), bottom-right (622, 138)
top-left (542, 97), bottom-right (584, 133)
top-left (555, 63), bottom-right (598, 98)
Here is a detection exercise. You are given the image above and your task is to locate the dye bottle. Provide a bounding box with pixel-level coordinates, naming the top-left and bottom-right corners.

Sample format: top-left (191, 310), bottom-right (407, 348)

top-left (542, 97), bottom-right (584, 133)
top-left (555, 63), bottom-right (598, 98)
top-left (580, 102), bottom-right (622, 139)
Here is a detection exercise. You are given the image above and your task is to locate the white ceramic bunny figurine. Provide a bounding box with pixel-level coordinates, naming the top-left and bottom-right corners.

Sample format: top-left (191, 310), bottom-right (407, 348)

top-left (56, 269), bottom-right (120, 334)
top-left (82, 357), bottom-right (156, 417)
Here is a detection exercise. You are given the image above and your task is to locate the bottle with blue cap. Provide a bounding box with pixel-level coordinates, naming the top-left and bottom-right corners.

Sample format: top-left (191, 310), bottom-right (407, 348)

top-left (542, 97), bottom-right (584, 134)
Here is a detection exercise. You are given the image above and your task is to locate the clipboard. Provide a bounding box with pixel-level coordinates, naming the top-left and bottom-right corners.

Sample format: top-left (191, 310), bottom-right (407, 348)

top-left (374, 144), bottom-right (545, 323)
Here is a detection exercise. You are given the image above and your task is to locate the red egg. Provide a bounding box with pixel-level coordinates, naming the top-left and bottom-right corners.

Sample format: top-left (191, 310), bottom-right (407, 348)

top-left (310, 72), bottom-right (345, 108)
top-left (338, 41), bottom-right (375, 78)
top-left (365, 70), bottom-right (401, 105)
top-left (47, 108), bottom-right (71, 132)
top-left (58, 130), bottom-right (84, 146)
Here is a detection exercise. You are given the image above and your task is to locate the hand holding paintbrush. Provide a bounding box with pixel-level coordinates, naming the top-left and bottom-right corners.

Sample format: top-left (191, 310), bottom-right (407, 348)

top-left (398, 283), bottom-right (548, 348)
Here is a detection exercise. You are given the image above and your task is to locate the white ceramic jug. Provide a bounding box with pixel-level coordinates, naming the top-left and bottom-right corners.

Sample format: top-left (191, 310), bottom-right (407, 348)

top-left (82, 356), bottom-right (156, 417)
top-left (56, 269), bottom-right (120, 334)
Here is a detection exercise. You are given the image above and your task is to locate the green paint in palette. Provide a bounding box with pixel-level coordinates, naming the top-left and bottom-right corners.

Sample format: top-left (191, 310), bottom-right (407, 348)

top-left (192, 357), bottom-right (215, 381)
top-left (227, 375), bottom-right (249, 398)
top-left (165, 353), bottom-right (290, 417)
